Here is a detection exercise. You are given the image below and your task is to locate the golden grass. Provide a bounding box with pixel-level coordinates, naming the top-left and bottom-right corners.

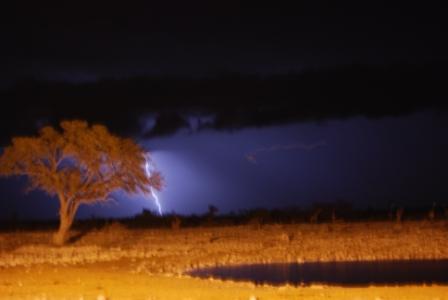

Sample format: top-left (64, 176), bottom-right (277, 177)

top-left (0, 221), bottom-right (447, 299)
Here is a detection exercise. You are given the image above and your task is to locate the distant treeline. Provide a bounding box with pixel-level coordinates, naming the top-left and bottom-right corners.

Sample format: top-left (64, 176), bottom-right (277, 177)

top-left (1, 62), bottom-right (447, 144)
top-left (1, 202), bottom-right (447, 231)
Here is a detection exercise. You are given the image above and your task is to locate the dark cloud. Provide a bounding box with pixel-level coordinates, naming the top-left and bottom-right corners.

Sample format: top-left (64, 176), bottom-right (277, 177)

top-left (0, 62), bottom-right (447, 145)
top-left (1, 1), bottom-right (447, 84)
top-left (145, 112), bottom-right (190, 137)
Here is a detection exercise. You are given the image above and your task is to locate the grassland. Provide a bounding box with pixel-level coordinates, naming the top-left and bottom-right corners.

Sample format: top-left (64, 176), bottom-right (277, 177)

top-left (1, 221), bottom-right (448, 299)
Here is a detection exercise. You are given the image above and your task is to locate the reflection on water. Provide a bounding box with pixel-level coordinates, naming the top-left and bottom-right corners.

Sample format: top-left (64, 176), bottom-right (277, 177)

top-left (189, 260), bottom-right (448, 286)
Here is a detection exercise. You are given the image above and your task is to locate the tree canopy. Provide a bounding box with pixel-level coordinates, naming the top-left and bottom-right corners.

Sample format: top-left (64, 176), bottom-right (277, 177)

top-left (0, 120), bottom-right (163, 244)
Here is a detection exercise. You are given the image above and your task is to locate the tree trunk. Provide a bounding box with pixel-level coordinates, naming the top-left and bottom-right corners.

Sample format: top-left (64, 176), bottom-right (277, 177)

top-left (53, 198), bottom-right (77, 246)
top-left (53, 212), bottom-right (73, 245)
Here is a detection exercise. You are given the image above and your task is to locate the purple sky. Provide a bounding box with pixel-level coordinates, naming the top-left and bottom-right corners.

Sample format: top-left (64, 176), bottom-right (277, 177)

top-left (0, 3), bottom-right (447, 221)
top-left (1, 110), bottom-right (446, 220)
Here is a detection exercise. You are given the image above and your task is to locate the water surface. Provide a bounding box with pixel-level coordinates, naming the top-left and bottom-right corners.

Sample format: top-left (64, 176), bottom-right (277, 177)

top-left (189, 260), bottom-right (448, 286)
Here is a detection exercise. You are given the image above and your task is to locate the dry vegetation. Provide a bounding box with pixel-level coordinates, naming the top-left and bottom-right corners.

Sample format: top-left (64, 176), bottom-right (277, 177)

top-left (1, 221), bottom-right (448, 299)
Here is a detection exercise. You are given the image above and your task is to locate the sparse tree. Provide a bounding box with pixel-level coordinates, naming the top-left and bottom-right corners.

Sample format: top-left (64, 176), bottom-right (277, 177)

top-left (396, 207), bottom-right (404, 223)
top-left (171, 215), bottom-right (181, 230)
top-left (427, 202), bottom-right (436, 221)
top-left (204, 204), bottom-right (219, 226)
top-left (207, 204), bottom-right (218, 218)
top-left (331, 208), bottom-right (337, 224)
top-left (309, 208), bottom-right (322, 224)
top-left (0, 120), bottom-right (163, 245)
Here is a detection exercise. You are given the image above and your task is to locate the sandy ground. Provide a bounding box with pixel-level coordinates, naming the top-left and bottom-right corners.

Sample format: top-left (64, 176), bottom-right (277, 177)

top-left (1, 265), bottom-right (448, 300)
top-left (0, 221), bottom-right (448, 299)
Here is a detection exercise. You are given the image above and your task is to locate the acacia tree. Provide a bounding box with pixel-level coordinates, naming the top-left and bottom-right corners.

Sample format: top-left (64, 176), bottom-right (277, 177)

top-left (0, 120), bottom-right (163, 245)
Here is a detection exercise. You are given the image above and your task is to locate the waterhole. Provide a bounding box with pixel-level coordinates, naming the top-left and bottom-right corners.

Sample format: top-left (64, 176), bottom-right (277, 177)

top-left (189, 260), bottom-right (448, 286)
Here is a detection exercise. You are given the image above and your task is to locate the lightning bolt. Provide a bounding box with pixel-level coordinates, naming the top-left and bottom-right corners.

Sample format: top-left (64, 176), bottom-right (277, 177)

top-left (145, 156), bottom-right (163, 216)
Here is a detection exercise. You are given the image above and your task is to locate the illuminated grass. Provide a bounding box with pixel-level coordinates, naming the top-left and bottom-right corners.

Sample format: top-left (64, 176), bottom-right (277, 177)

top-left (1, 221), bottom-right (447, 274)
top-left (1, 221), bottom-right (447, 299)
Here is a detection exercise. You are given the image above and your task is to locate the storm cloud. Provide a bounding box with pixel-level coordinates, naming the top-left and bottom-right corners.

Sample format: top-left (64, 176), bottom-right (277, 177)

top-left (0, 62), bottom-right (447, 145)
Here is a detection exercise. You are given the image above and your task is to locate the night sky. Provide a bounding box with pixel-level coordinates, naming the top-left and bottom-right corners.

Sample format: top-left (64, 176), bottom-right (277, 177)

top-left (0, 2), bottom-right (447, 220)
